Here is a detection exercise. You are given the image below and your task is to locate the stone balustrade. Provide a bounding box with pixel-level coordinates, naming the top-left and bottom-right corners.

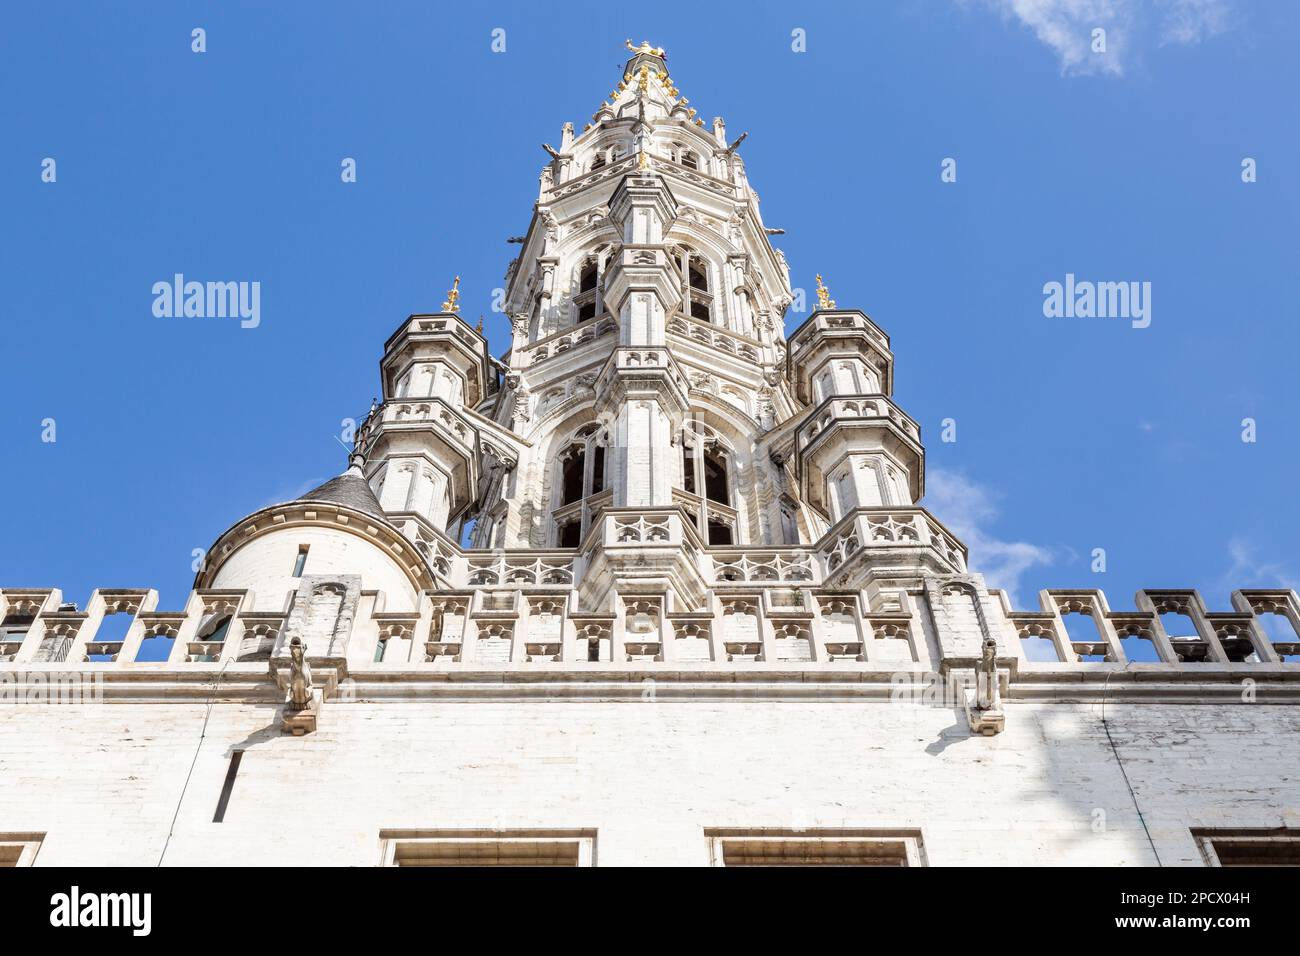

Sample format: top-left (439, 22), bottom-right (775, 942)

top-left (354, 397), bottom-right (478, 456)
top-left (526, 317), bottom-right (616, 365)
top-left (819, 507), bottom-right (967, 576)
top-left (666, 314), bottom-right (762, 363)
top-left (5, 581), bottom-right (1295, 678)
top-left (797, 394), bottom-right (922, 446)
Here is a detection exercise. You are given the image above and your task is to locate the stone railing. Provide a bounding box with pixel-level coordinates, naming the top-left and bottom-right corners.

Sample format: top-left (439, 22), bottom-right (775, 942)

top-left (787, 309), bottom-right (890, 358)
top-left (464, 552), bottom-right (575, 587)
top-left (819, 508), bottom-right (967, 576)
top-left (710, 549), bottom-right (817, 584)
top-left (2, 584), bottom-right (1297, 681)
top-left (797, 395), bottom-right (921, 446)
top-left (526, 317), bottom-right (616, 365)
top-left (1006, 588), bottom-right (1300, 665)
top-left (355, 398), bottom-right (477, 456)
top-left (666, 315), bottom-right (762, 364)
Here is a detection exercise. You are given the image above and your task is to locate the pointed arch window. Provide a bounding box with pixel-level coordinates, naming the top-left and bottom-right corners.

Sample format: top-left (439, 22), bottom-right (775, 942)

top-left (679, 421), bottom-right (737, 545)
top-left (552, 424), bottom-right (609, 546)
top-left (574, 259), bottom-right (600, 324)
top-left (678, 250), bottom-right (714, 324)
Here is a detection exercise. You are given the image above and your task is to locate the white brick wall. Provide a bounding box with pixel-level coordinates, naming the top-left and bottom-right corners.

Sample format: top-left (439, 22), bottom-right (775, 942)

top-left (2, 699), bottom-right (1296, 866)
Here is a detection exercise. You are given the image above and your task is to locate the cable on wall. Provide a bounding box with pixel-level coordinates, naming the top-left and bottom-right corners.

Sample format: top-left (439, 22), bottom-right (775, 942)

top-left (157, 657), bottom-right (231, 866)
top-left (1101, 668), bottom-right (1162, 866)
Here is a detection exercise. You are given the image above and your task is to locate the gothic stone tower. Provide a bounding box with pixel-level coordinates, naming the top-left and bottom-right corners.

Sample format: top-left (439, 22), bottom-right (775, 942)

top-left (192, 38), bottom-right (962, 663)
top-left (3, 41), bottom-right (1299, 869)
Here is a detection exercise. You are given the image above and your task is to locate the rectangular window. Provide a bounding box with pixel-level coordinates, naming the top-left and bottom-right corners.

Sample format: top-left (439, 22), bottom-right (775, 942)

top-left (379, 829), bottom-right (595, 867)
top-left (0, 833), bottom-right (44, 867)
top-left (212, 751), bottom-right (244, 823)
top-left (1194, 828), bottom-right (1300, 866)
top-left (292, 545), bottom-right (309, 577)
top-left (591, 446), bottom-right (606, 495)
top-left (705, 829), bottom-right (925, 867)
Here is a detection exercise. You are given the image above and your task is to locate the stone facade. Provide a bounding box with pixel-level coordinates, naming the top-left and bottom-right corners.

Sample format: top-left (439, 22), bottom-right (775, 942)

top-left (2, 42), bottom-right (1298, 867)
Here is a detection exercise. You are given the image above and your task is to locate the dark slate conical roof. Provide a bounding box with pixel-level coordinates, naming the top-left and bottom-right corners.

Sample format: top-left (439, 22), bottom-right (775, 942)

top-left (296, 467), bottom-right (385, 520)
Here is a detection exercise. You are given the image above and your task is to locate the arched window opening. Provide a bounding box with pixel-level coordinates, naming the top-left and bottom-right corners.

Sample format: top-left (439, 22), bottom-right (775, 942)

top-left (591, 446), bottom-right (606, 495)
top-left (459, 515), bottom-right (477, 548)
top-left (689, 261), bottom-right (708, 292)
top-left (679, 422), bottom-right (739, 545)
top-left (552, 426), bottom-right (609, 545)
top-left (703, 448), bottom-right (729, 505)
top-left (681, 252), bottom-right (713, 324)
top-left (560, 443), bottom-right (586, 505)
top-left (576, 261), bottom-right (598, 323)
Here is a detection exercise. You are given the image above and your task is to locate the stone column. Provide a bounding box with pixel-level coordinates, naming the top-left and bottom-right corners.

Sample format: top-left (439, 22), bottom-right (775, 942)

top-left (598, 174), bottom-right (688, 508)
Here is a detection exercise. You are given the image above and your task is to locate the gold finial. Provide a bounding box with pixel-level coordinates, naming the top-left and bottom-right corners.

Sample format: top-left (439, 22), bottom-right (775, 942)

top-left (637, 64), bottom-right (650, 94)
top-left (475, 314), bottom-right (484, 333)
top-left (815, 274), bottom-right (836, 311)
top-left (442, 275), bottom-right (461, 313)
top-left (625, 38), bottom-right (666, 59)
top-left (638, 148), bottom-right (649, 170)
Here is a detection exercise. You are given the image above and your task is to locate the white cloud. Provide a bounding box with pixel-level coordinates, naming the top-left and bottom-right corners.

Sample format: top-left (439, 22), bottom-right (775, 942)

top-left (970, 0), bottom-right (1233, 76)
top-left (1224, 536), bottom-right (1297, 591)
top-left (1158, 0), bottom-right (1232, 45)
top-left (924, 468), bottom-right (1056, 606)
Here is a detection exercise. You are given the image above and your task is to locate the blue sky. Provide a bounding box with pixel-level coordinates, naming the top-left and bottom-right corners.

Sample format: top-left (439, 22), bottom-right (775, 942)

top-left (1, 0), bottom-right (1296, 620)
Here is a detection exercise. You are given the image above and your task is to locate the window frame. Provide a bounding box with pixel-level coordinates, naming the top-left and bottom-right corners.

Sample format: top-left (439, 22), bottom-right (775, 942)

top-left (551, 425), bottom-right (610, 546)
top-left (0, 833), bottom-right (44, 867)
top-left (1193, 828), bottom-right (1300, 866)
top-left (379, 829), bottom-right (596, 867)
top-left (704, 828), bottom-right (925, 867)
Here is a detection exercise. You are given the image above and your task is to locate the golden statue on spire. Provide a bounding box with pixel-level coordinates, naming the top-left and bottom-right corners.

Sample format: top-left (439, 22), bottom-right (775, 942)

top-left (442, 275), bottom-right (461, 314)
top-left (625, 39), bottom-right (666, 59)
top-left (815, 274), bottom-right (836, 311)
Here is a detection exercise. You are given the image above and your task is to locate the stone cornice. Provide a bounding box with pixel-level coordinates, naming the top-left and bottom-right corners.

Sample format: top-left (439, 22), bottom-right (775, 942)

top-left (5, 661), bottom-right (1298, 705)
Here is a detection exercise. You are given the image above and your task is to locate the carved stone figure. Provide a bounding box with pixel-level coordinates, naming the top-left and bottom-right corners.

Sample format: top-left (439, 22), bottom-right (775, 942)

top-left (287, 636), bottom-right (313, 711)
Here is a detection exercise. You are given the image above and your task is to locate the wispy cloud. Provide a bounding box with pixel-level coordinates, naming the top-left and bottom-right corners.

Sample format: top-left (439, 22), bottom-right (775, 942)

top-left (1224, 536), bottom-right (1297, 591)
top-left (1158, 0), bottom-right (1233, 45)
top-left (924, 468), bottom-right (1056, 606)
top-left (968, 0), bottom-right (1234, 76)
top-left (257, 475), bottom-right (328, 510)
